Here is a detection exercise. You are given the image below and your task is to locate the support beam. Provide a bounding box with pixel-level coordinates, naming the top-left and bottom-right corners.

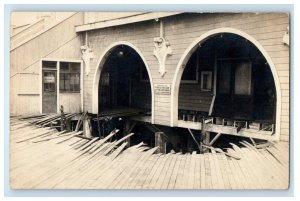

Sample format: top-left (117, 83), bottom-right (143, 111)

top-left (75, 111), bottom-right (87, 132)
top-left (250, 137), bottom-right (257, 146)
top-left (208, 132), bottom-right (222, 146)
top-left (144, 123), bottom-right (160, 133)
top-left (187, 129), bottom-right (201, 152)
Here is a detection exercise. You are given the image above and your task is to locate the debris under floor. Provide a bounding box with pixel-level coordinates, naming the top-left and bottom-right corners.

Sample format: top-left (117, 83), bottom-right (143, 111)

top-left (9, 116), bottom-right (289, 189)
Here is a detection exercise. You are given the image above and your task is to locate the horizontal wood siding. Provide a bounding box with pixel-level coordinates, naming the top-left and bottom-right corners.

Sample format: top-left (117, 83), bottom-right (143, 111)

top-left (179, 84), bottom-right (213, 112)
top-left (84, 13), bottom-right (289, 141)
top-left (10, 13), bottom-right (83, 115)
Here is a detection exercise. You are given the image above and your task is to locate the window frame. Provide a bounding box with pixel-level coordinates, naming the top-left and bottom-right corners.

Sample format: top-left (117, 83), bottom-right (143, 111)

top-left (200, 71), bottom-right (213, 91)
top-left (59, 62), bottom-right (81, 93)
top-left (40, 58), bottom-right (83, 114)
top-left (181, 50), bottom-right (199, 84)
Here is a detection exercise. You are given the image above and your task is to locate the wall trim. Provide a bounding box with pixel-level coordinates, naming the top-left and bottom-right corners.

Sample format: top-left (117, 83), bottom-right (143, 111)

top-left (92, 41), bottom-right (155, 124)
top-left (170, 27), bottom-right (282, 141)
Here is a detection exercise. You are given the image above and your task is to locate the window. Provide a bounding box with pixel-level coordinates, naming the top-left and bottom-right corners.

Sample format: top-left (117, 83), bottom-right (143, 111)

top-left (181, 51), bottom-right (199, 83)
top-left (200, 71), bottom-right (212, 91)
top-left (43, 71), bottom-right (56, 92)
top-left (59, 62), bottom-right (81, 93)
top-left (42, 61), bottom-right (56, 69)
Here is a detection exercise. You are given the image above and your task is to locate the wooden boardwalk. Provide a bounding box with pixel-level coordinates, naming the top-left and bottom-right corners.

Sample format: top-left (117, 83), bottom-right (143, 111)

top-left (10, 116), bottom-right (289, 189)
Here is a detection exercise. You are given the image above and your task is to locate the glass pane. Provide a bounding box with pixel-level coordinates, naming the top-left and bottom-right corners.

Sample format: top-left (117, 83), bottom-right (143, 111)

top-left (43, 72), bottom-right (55, 92)
top-left (42, 61), bottom-right (56, 69)
top-left (60, 62), bottom-right (70, 72)
top-left (59, 73), bottom-right (65, 91)
top-left (60, 72), bottom-right (80, 92)
top-left (59, 62), bottom-right (81, 92)
top-left (70, 73), bottom-right (80, 91)
top-left (70, 62), bottom-right (81, 73)
top-left (65, 75), bottom-right (70, 91)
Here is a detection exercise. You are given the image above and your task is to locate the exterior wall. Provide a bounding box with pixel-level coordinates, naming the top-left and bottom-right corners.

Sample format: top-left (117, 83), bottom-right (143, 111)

top-left (10, 12), bottom-right (84, 115)
top-left (84, 12), bottom-right (143, 24)
top-left (84, 13), bottom-right (289, 141)
top-left (60, 93), bottom-right (81, 113)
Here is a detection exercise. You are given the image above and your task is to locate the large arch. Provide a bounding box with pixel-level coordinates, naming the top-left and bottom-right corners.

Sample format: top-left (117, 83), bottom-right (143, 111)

top-left (171, 27), bottom-right (282, 140)
top-left (92, 41), bottom-right (155, 124)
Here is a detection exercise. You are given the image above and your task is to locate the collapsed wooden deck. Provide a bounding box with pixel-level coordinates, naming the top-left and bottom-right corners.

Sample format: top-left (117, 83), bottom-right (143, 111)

top-left (10, 116), bottom-right (289, 189)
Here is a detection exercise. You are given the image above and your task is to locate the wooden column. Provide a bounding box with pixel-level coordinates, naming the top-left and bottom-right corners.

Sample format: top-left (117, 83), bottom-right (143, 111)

top-left (123, 119), bottom-right (137, 147)
top-left (202, 131), bottom-right (210, 153)
top-left (155, 132), bottom-right (166, 154)
top-left (83, 113), bottom-right (92, 138)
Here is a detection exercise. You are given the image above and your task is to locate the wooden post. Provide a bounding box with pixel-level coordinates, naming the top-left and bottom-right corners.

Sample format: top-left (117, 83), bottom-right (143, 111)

top-left (83, 113), bottom-right (92, 138)
top-left (96, 114), bottom-right (101, 138)
top-left (60, 105), bottom-right (71, 132)
top-left (155, 132), bottom-right (166, 154)
top-left (123, 119), bottom-right (137, 147)
top-left (187, 129), bottom-right (201, 152)
top-left (123, 119), bottom-right (131, 147)
top-left (202, 131), bottom-right (210, 153)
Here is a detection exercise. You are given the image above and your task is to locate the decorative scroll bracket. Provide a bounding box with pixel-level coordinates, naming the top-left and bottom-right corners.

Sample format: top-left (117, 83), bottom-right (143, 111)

top-left (282, 26), bottom-right (289, 46)
top-left (81, 45), bottom-right (94, 76)
top-left (153, 37), bottom-right (172, 77)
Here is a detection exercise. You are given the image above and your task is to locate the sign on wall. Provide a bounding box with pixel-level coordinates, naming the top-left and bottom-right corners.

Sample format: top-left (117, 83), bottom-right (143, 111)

top-left (154, 84), bottom-right (171, 95)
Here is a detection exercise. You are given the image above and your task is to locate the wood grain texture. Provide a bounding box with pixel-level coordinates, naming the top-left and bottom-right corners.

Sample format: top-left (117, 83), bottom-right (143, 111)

top-left (10, 117), bottom-right (289, 189)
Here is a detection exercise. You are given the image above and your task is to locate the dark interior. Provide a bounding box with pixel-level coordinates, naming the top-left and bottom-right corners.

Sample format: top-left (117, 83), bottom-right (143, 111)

top-left (178, 33), bottom-right (276, 123)
top-left (98, 45), bottom-right (152, 113)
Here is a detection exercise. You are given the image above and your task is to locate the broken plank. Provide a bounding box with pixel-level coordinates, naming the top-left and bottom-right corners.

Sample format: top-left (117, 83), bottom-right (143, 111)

top-left (77, 137), bottom-right (100, 151)
top-left (103, 133), bottom-right (135, 156)
top-left (202, 145), bottom-right (241, 160)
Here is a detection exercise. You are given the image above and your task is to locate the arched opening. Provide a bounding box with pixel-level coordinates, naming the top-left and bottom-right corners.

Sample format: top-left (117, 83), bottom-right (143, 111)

top-left (97, 44), bottom-right (152, 117)
top-left (172, 28), bottom-right (281, 141)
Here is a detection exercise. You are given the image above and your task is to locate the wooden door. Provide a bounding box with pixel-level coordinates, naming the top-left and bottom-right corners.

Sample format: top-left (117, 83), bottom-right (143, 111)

top-left (215, 60), bottom-right (253, 120)
top-left (42, 70), bottom-right (57, 113)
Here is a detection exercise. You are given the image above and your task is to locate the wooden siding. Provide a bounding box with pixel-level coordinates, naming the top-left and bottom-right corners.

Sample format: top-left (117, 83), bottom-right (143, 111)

top-left (179, 84), bottom-right (213, 112)
top-left (60, 93), bottom-right (81, 113)
top-left (17, 95), bottom-right (40, 114)
top-left (19, 73), bottom-right (40, 94)
top-left (84, 12), bottom-right (289, 141)
top-left (84, 12), bottom-right (144, 24)
top-left (10, 12), bottom-right (289, 141)
top-left (10, 12), bottom-right (84, 115)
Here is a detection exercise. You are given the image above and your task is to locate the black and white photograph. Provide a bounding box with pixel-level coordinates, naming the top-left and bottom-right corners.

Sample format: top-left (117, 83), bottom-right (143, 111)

top-left (9, 10), bottom-right (290, 190)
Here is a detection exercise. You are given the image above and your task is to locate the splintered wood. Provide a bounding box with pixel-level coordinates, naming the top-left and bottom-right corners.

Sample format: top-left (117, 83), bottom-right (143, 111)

top-left (10, 116), bottom-right (289, 189)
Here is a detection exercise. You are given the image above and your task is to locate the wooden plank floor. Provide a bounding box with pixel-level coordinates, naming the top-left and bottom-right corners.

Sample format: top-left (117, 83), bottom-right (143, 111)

top-left (9, 117), bottom-right (289, 189)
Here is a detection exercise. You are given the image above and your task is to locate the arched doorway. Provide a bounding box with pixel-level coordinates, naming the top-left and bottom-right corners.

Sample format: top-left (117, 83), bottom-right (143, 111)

top-left (92, 42), bottom-right (154, 123)
top-left (171, 28), bottom-right (281, 140)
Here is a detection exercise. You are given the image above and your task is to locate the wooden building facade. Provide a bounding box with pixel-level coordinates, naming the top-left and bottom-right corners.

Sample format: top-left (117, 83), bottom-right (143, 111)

top-left (10, 12), bottom-right (290, 142)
